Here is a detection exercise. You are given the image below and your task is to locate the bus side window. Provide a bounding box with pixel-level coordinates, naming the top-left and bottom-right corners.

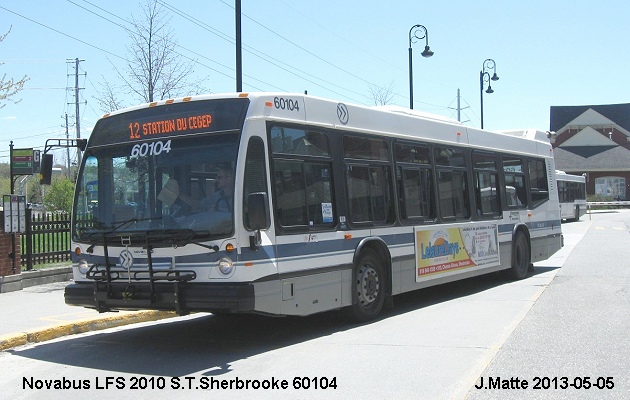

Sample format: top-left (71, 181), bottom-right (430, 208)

top-left (472, 152), bottom-right (500, 218)
top-left (435, 147), bottom-right (470, 221)
top-left (502, 157), bottom-right (527, 209)
top-left (529, 159), bottom-right (549, 207)
top-left (398, 166), bottom-right (434, 221)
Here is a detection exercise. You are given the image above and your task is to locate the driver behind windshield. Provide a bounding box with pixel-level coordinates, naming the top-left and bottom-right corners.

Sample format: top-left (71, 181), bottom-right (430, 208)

top-left (200, 164), bottom-right (233, 212)
top-left (157, 165), bottom-right (234, 230)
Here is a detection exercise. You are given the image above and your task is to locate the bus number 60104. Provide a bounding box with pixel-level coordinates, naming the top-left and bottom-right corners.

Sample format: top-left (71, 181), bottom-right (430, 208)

top-left (274, 97), bottom-right (300, 112)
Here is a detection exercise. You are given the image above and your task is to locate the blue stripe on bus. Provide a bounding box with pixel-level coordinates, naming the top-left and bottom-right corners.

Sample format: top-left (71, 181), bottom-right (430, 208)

top-left (75, 218), bottom-right (560, 266)
top-left (240, 218), bottom-right (561, 262)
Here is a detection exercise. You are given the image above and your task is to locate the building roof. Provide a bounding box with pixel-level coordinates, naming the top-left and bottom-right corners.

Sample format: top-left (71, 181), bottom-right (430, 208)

top-left (553, 146), bottom-right (630, 172)
top-left (550, 103), bottom-right (630, 133)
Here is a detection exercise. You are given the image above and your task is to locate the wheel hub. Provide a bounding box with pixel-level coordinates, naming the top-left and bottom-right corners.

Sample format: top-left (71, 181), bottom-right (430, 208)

top-left (357, 265), bottom-right (380, 304)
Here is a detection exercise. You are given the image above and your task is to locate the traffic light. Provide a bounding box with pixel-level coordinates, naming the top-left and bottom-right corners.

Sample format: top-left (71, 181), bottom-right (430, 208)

top-left (76, 138), bottom-right (87, 151)
top-left (39, 153), bottom-right (53, 185)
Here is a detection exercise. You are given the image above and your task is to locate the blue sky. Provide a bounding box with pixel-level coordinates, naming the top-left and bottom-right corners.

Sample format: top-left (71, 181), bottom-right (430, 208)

top-left (1, 0), bottom-right (629, 164)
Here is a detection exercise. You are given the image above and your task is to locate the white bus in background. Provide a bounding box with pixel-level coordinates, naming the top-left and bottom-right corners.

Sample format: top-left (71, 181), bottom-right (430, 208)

top-left (63, 92), bottom-right (563, 321)
top-left (556, 170), bottom-right (587, 222)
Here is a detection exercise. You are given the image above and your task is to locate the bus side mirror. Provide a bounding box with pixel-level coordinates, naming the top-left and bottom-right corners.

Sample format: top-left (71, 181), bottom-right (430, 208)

top-left (247, 192), bottom-right (270, 250)
top-left (39, 153), bottom-right (54, 185)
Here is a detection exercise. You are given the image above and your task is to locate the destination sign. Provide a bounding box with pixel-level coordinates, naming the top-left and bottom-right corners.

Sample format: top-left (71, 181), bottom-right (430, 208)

top-left (129, 114), bottom-right (213, 140)
top-left (88, 98), bottom-right (249, 148)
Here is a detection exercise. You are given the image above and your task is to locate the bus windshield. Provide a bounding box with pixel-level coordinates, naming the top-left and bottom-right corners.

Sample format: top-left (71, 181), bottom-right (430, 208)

top-left (72, 98), bottom-right (248, 242)
top-left (74, 132), bottom-right (239, 241)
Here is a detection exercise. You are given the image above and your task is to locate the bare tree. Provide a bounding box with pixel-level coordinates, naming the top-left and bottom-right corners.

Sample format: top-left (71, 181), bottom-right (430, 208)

top-left (0, 27), bottom-right (29, 109)
top-left (95, 79), bottom-right (124, 113)
top-left (97, 0), bottom-right (206, 112)
top-left (368, 81), bottom-right (396, 106)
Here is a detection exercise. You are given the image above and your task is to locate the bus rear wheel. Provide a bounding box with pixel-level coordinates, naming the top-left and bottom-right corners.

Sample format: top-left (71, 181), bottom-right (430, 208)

top-left (510, 231), bottom-right (530, 280)
top-left (346, 250), bottom-right (386, 322)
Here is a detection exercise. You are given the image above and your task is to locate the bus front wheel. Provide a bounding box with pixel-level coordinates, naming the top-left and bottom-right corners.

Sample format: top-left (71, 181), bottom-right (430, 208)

top-left (346, 250), bottom-right (386, 322)
top-left (510, 231), bottom-right (530, 280)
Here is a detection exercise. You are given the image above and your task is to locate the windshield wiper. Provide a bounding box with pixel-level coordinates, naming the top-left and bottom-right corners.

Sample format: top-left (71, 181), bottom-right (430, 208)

top-left (189, 230), bottom-right (220, 251)
top-left (82, 226), bottom-right (221, 253)
top-left (109, 216), bottom-right (163, 233)
top-left (83, 217), bottom-right (163, 252)
top-left (140, 229), bottom-right (221, 252)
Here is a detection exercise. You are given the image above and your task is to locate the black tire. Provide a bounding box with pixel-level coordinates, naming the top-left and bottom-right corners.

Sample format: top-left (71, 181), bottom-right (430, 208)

top-left (510, 231), bottom-right (530, 280)
top-left (346, 250), bottom-right (386, 322)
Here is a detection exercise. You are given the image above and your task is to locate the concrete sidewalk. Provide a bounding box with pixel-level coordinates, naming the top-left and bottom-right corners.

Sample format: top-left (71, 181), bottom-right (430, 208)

top-left (0, 281), bottom-right (177, 350)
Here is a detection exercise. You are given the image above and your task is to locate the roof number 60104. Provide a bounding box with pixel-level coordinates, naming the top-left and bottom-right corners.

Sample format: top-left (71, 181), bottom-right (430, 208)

top-left (274, 97), bottom-right (300, 112)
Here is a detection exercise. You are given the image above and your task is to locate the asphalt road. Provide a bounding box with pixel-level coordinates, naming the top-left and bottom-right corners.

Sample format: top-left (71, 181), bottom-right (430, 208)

top-left (465, 210), bottom-right (630, 400)
top-left (1, 210), bottom-right (628, 399)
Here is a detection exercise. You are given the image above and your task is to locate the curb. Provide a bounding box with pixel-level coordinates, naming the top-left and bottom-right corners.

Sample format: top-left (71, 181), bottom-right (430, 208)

top-left (0, 310), bottom-right (177, 351)
top-left (0, 266), bottom-right (72, 293)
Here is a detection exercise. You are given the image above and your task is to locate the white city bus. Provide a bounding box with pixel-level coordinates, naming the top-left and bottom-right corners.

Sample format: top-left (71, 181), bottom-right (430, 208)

top-left (64, 93), bottom-right (563, 321)
top-left (555, 170), bottom-right (586, 222)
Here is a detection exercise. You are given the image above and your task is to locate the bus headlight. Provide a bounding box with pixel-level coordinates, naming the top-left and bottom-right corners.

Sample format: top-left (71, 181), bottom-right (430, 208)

top-left (78, 259), bottom-right (89, 275)
top-left (218, 257), bottom-right (234, 275)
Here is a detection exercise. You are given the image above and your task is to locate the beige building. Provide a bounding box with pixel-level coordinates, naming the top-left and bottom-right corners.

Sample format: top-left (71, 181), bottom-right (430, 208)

top-left (550, 103), bottom-right (630, 199)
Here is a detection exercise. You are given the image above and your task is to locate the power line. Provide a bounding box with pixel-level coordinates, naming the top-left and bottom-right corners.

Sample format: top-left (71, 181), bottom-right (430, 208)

top-left (277, 0), bottom-right (404, 73)
top-left (219, 0), bottom-right (374, 89)
top-left (5, 1), bottom-right (454, 118)
top-left (163, 3), bottom-right (362, 101)
top-left (0, 5), bottom-right (126, 61)
top-left (67, 0), bottom-right (128, 30)
top-left (159, 1), bottom-right (368, 102)
top-left (72, 0), bottom-right (269, 91)
top-left (216, 1), bottom-right (449, 110)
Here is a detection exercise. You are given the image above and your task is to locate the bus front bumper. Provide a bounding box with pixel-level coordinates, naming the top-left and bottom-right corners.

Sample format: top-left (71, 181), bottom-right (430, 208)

top-left (64, 281), bottom-right (255, 315)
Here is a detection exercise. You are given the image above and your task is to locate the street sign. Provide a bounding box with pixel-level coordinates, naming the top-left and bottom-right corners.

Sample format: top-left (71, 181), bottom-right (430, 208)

top-left (3, 195), bottom-right (27, 233)
top-left (11, 148), bottom-right (34, 175)
top-left (32, 150), bottom-right (41, 174)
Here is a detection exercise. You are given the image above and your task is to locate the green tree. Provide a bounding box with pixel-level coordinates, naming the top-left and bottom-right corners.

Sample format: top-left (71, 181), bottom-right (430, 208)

top-left (0, 163), bottom-right (9, 196)
top-left (26, 176), bottom-right (43, 204)
top-left (43, 178), bottom-right (74, 213)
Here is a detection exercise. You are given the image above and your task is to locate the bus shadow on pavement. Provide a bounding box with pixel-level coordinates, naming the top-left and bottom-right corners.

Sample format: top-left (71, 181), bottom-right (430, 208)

top-left (8, 266), bottom-right (557, 377)
top-left (388, 265), bottom-right (559, 317)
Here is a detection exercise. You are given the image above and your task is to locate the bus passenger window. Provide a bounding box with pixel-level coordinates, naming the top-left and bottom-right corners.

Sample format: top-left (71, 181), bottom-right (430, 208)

top-left (437, 170), bottom-right (470, 220)
top-left (503, 157), bottom-right (527, 208)
top-left (274, 160), bottom-right (335, 229)
top-left (398, 167), bottom-right (434, 221)
top-left (346, 164), bottom-right (392, 224)
top-left (529, 159), bottom-right (549, 206)
top-left (473, 152), bottom-right (500, 218)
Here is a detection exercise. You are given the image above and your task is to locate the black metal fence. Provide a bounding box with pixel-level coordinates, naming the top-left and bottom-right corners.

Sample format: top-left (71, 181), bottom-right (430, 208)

top-left (20, 212), bottom-right (71, 269)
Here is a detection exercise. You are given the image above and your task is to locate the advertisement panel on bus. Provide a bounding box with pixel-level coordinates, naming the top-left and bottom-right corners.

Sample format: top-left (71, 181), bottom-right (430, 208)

top-left (415, 222), bottom-right (500, 280)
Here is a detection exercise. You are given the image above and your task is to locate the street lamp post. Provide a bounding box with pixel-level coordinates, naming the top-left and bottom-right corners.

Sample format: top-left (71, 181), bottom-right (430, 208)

top-left (479, 58), bottom-right (499, 129)
top-left (408, 24), bottom-right (433, 109)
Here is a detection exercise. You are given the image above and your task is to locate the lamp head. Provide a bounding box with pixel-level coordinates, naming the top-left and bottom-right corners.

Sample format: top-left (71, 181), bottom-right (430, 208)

top-left (491, 72), bottom-right (499, 81)
top-left (485, 84), bottom-right (494, 94)
top-left (421, 45), bottom-right (434, 58)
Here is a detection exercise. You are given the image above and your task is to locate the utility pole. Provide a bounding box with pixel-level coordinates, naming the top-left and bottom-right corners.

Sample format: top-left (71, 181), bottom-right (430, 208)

top-left (235, 0), bottom-right (242, 92)
top-left (448, 89), bottom-right (469, 123)
top-left (67, 58), bottom-right (85, 168)
top-left (457, 88), bottom-right (462, 122)
top-left (65, 113), bottom-right (71, 179)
